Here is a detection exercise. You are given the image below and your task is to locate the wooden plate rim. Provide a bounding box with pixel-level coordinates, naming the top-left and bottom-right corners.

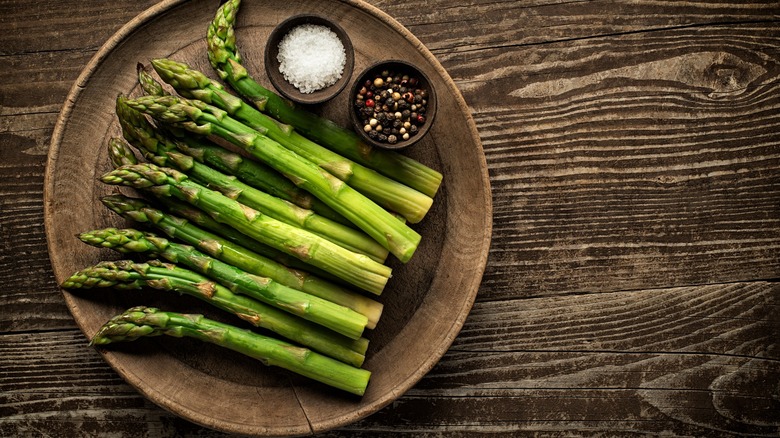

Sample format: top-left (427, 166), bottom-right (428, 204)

top-left (43, 0), bottom-right (493, 435)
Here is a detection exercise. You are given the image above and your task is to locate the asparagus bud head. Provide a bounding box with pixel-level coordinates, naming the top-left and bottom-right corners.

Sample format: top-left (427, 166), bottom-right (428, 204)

top-left (90, 306), bottom-right (170, 345)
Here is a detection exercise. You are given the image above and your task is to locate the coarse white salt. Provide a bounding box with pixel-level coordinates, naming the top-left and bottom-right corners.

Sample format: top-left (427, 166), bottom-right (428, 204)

top-left (277, 24), bottom-right (346, 94)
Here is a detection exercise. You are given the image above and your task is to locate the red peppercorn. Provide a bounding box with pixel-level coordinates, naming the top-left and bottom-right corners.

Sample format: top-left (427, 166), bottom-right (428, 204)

top-left (366, 91), bottom-right (373, 98)
top-left (416, 114), bottom-right (426, 124)
top-left (403, 92), bottom-right (414, 103)
top-left (366, 99), bottom-right (375, 108)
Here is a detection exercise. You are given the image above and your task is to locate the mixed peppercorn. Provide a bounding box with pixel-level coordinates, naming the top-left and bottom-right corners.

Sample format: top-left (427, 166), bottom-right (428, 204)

top-left (354, 69), bottom-right (429, 145)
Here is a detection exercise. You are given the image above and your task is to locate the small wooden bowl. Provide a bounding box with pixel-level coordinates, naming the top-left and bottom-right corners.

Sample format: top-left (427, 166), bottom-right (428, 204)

top-left (349, 60), bottom-right (437, 150)
top-left (264, 14), bottom-right (354, 105)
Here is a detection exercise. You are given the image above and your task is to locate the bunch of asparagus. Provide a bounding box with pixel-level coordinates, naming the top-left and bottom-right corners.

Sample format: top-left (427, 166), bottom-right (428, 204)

top-left (63, 0), bottom-right (442, 396)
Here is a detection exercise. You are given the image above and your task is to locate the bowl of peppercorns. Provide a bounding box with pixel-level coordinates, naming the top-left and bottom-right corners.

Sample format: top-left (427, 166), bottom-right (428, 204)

top-left (349, 60), bottom-right (437, 150)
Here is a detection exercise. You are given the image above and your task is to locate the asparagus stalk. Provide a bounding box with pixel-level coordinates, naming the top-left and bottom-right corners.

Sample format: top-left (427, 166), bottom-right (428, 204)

top-left (207, 0), bottom-right (442, 198)
top-left (174, 132), bottom-right (353, 226)
top-left (79, 227), bottom-right (368, 339)
top-left (63, 260), bottom-right (367, 366)
top-left (124, 95), bottom-right (421, 263)
top-left (138, 62), bottom-right (167, 97)
top-left (166, 136), bottom-right (407, 225)
top-left (115, 97), bottom-right (388, 263)
top-left (138, 195), bottom-right (343, 283)
top-left (108, 137), bottom-right (139, 167)
top-left (104, 141), bottom-right (339, 282)
top-left (99, 195), bottom-right (383, 329)
top-left (135, 69), bottom-right (353, 227)
top-left (100, 163), bottom-right (391, 295)
top-left (164, 148), bottom-right (388, 262)
top-left (108, 137), bottom-right (139, 166)
top-left (91, 306), bottom-right (371, 395)
top-left (153, 58), bottom-right (433, 224)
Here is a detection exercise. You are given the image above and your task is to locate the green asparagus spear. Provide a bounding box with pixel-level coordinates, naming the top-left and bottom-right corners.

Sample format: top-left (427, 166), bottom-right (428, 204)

top-left (208, 0), bottom-right (442, 198)
top-left (135, 70), bottom-right (354, 226)
top-left (124, 95), bottom-right (421, 263)
top-left (91, 306), bottom-right (371, 395)
top-left (153, 58), bottom-right (433, 224)
top-left (164, 148), bottom-right (388, 262)
top-left (115, 97), bottom-right (388, 262)
top-left (79, 227), bottom-right (368, 339)
top-left (108, 137), bottom-right (139, 167)
top-left (64, 260), bottom-right (367, 366)
top-left (100, 163), bottom-right (391, 295)
top-left (104, 141), bottom-right (340, 282)
top-left (99, 195), bottom-right (383, 329)
top-left (168, 136), bottom-right (407, 225)
top-left (178, 133), bottom-right (352, 225)
top-left (137, 62), bottom-right (166, 96)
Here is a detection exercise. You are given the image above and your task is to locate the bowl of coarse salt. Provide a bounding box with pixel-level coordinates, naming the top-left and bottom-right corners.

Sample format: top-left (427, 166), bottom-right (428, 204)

top-left (264, 14), bottom-right (354, 105)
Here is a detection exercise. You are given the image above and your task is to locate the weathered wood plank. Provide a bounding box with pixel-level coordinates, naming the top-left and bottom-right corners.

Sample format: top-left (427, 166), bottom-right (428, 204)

top-left (379, 0), bottom-right (780, 54)
top-left (2, 0), bottom-right (779, 435)
top-left (0, 0), bottom-right (160, 55)
top-left (0, 122), bottom-right (72, 332)
top-left (0, 331), bottom-right (223, 437)
top-left (2, 282), bottom-right (777, 436)
top-left (463, 23), bottom-right (780, 299)
top-left (0, 0), bottom-right (159, 332)
top-left (384, 2), bottom-right (780, 299)
top-left (2, 9), bottom-right (778, 321)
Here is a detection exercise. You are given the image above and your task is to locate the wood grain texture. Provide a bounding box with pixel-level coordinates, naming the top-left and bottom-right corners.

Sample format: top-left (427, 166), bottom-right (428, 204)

top-left (0, 0), bottom-right (161, 333)
top-left (2, 0), bottom-right (780, 436)
top-left (3, 282), bottom-right (777, 436)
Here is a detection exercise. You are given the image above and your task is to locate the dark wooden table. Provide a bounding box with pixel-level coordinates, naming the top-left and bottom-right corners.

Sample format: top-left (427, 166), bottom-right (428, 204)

top-left (3, 0), bottom-right (780, 436)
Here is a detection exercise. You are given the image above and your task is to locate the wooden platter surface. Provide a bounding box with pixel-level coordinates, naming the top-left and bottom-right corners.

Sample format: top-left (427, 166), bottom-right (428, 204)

top-left (43, 0), bottom-right (492, 435)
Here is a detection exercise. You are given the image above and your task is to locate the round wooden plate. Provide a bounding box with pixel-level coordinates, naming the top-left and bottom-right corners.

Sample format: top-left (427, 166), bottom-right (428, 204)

top-left (44, 0), bottom-right (492, 435)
